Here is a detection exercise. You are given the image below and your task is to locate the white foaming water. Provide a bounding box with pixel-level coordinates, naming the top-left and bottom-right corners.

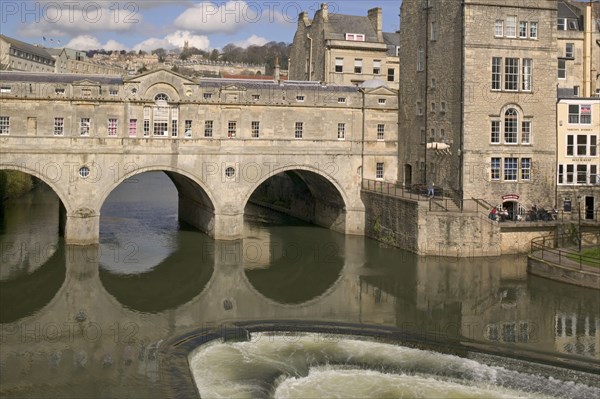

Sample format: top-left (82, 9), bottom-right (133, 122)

top-left (189, 334), bottom-right (599, 399)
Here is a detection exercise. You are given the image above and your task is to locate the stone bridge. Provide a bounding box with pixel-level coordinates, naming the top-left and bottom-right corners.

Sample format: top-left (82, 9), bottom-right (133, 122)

top-left (0, 69), bottom-right (399, 244)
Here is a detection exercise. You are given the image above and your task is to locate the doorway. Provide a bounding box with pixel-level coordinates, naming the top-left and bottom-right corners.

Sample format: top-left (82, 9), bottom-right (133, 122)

top-left (585, 196), bottom-right (595, 220)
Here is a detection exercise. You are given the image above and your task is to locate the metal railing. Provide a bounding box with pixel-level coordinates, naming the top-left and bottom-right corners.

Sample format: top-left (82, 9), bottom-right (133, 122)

top-left (530, 232), bottom-right (600, 273)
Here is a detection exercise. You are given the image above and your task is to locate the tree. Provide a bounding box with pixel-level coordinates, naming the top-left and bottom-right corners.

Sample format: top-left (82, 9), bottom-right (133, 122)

top-left (152, 48), bottom-right (167, 63)
top-left (209, 49), bottom-right (220, 61)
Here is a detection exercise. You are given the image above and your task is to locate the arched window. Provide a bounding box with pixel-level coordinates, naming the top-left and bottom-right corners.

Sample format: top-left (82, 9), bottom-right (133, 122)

top-left (154, 93), bottom-right (169, 105)
top-left (417, 46), bottom-right (424, 71)
top-left (504, 108), bottom-right (518, 143)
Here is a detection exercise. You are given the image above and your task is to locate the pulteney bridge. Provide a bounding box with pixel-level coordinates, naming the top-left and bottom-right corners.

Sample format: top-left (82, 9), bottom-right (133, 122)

top-left (0, 69), bottom-right (398, 244)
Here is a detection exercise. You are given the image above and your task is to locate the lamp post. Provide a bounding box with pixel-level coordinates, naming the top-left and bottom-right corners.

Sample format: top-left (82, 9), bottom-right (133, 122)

top-left (577, 194), bottom-right (582, 253)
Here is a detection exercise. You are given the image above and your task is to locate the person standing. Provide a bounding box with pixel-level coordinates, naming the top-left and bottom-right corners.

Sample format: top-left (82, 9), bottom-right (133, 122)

top-left (427, 181), bottom-right (435, 198)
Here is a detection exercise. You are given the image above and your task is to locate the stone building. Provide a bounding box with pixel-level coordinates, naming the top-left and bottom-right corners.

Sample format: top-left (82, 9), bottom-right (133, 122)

top-left (48, 48), bottom-right (124, 75)
top-left (399, 0), bottom-right (559, 219)
top-left (557, 0), bottom-right (600, 98)
top-left (289, 4), bottom-right (400, 90)
top-left (0, 34), bottom-right (56, 72)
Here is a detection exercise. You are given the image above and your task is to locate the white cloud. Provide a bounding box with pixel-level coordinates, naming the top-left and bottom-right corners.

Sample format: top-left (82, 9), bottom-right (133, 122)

top-left (18, 5), bottom-right (141, 38)
top-left (132, 31), bottom-right (210, 52)
top-left (234, 34), bottom-right (268, 48)
top-left (65, 35), bottom-right (128, 51)
top-left (174, 1), bottom-right (260, 34)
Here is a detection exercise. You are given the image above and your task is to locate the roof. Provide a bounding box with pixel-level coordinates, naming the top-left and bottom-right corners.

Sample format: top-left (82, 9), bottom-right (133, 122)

top-left (222, 74), bottom-right (288, 81)
top-left (0, 71), bottom-right (123, 85)
top-left (558, 0), bottom-right (582, 20)
top-left (382, 32), bottom-right (400, 56)
top-left (0, 34), bottom-right (55, 60)
top-left (325, 14), bottom-right (378, 41)
top-left (198, 78), bottom-right (359, 92)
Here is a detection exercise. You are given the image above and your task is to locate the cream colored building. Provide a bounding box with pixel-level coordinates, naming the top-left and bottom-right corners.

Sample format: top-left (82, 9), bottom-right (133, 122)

top-left (0, 34), bottom-right (56, 72)
top-left (556, 98), bottom-right (599, 220)
top-left (289, 4), bottom-right (399, 90)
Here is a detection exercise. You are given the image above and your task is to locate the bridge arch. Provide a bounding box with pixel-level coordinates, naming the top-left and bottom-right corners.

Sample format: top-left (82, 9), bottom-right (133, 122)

top-left (98, 166), bottom-right (218, 238)
top-left (242, 165), bottom-right (350, 233)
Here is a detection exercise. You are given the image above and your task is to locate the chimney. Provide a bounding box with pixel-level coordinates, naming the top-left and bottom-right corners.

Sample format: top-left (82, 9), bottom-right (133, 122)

top-left (321, 3), bottom-right (329, 22)
top-left (299, 11), bottom-right (310, 28)
top-left (368, 7), bottom-right (383, 42)
top-left (273, 57), bottom-right (281, 82)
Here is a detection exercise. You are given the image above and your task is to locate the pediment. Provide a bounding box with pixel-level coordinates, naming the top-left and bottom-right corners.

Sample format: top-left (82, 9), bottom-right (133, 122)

top-left (125, 68), bottom-right (196, 85)
top-left (362, 86), bottom-right (397, 95)
top-left (220, 84), bottom-right (247, 92)
top-left (72, 79), bottom-right (101, 86)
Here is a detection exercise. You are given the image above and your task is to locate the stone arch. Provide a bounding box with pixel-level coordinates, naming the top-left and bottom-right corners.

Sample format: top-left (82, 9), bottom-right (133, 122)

top-left (144, 83), bottom-right (181, 102)
top-left (98, 166), bottom-right (218, 237)
top-left (0, 164), bottom-right (71, 212)
top-left (242, 165), bottom-right (350, 233)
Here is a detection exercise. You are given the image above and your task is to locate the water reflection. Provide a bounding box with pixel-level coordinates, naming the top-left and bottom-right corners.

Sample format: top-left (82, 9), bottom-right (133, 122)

top-left (1, 173), bottom-right (599, 398)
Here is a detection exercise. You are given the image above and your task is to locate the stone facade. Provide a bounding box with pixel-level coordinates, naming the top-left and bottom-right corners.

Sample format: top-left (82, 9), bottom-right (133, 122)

top-left (0, 69), bottom-right (398, 245)
top-left (0, 34), bottom-right (56, 72)
top-left (289, 4), bottom-right (400, 90)
top-left (399, 0), bottom-right (559, 219)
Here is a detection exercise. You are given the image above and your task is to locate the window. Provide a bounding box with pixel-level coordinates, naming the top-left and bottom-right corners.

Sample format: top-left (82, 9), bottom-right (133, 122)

top-left (129, 119), bottom-right (137, 137)
top-left (591, 165), bottom-right (598, 184)
top-left (225, 167), bottom-right (236, 178)
top-left (431, 102), bottom-right (436, 112)
top-left (227, 121), bottom-right (237, 138)
top-left (491, 121), bottom-right (500, 143)
top-left (109, 89), bottom-right (118, 96)
top-left (80, 118), bottom-right (90, 136)
top-left (577, 165), bottom-right (587, 184)
top-left (252, 94), bottom-right (260, 101)
top-left (0, 116), bottom-right (9, 135)
top-left (521, 158), bottom-right (531, 180)
top-left (183, 120), bottom-right (192, 138)
top-left (204, 120), bottom-right (213, 137)
top-left (154, 93), bottom-right (169, 102)
top-left (345, 33), bottom-right (365, 41)
top-left (504, 109), bottom-right (518, 143)
top-left (491, 158), bottom-right (501, 180)
top-left (416, 101), bottom-right (423, 116)
top-left (54, 117), bottom-right (64, 136)
top-left (591, 135), bottom-right (597, 156)
top-left (430, 128), bottom-right (436, 142)
top-left (504, 158), bottom-right (518, 181)
top-left (431, 78), bottom-right (436, 88)
top-left (378, 98), bottom-right (387, 105)
top-left (440, 101), bottom-right (446, 113)
top-left (567, 135), bottom-right (574, 156)
top-left (430, 21), bottom-right (437, 41)
top-left (492, 57), bottom-right (502, 90)
top-left (171, 119), bottom-right (178, 137)
top-left (251, 121), bottom-right (260, 138)
top-left (203, 93), bottom-right (212, 100)
top-left (376, 162), bottom-right (384, 179)
top-left (337, 123), bottom-right (345, 140)
top-left (335, 58), bottom-right (343, 73)
top-left (504, 58), bottom-right (519, 91)
top-left (153, 121), bottom-right (167, 136)
top-left (79, 166), bottom-right (90, 178)
top-left (569, 104), bottom-right (592, 124)
top-left (296, 95), bottom-right (305, 102)
top-left (143, 120), bottom-right (150, 136)
top-left (338, 97), bottom-right (346, 104)
top-left (0, 86), bottom-right (11, 93)
top-left (566, 43), bottom-right (574, 58)
top-left (529, 22), bottom-right (538, 39)
top-left (354, 59), bottom-right (363, 74)
top-left (420, 128), bottom-right (426, 144)
top-left (417, 46), bottom-right (424, 71)
top-left (519, 21), bottom-right (528, 38)
top-left (55, 88), bottom-right (65, 95)
top-left (506, 16), bottom-right (517, 37)
top-left (376, 124), bottom-right (385, 140)
top-left (295, 122), bottom-right (303, 139)
top-left (521, 121), bottom-right (531, 144)
top-left (373, 60), bottom-right (381, 75)
top-left (566, 164), bottom-right (574, 183)
top-left (577, 135), bottom-right (588, 156)
top-left (558, 59), bottom-right (566, 79)
top-left (522, 59), bottom-right (532, 91)
top-left (107, 118), bottom-right (118, 136)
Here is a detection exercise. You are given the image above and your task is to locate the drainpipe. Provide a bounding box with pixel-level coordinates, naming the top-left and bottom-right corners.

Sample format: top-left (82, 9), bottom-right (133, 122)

top-left (307, 33), bottom-right (313, 81)
top-left (459, 0), bottom-right (465, 208)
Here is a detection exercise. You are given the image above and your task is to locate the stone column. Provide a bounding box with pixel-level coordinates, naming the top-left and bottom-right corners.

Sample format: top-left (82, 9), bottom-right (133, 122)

top-left (65, 210), bottom-right (99, 245)
top-left (345, 209), bottom-right (365, 236)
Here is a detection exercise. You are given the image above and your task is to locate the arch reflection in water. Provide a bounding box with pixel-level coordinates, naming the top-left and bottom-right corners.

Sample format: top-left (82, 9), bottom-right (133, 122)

top-left (99, 171), bottom-right (214, 313)
top-left (242, 222), bottom-right (345, 305)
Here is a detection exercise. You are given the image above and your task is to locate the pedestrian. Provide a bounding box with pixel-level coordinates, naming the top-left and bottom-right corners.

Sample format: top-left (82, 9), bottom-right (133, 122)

top-left (427, 181), bottom-right (435, 198)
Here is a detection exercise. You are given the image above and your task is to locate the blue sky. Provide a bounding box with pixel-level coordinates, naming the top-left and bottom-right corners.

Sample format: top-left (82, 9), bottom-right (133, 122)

top-left (0, 1), bottom-right (401, 51)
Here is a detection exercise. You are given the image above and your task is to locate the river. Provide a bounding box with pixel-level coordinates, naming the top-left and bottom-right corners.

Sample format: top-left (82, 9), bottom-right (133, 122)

top-left (0, 172), bottom-right (598, 398)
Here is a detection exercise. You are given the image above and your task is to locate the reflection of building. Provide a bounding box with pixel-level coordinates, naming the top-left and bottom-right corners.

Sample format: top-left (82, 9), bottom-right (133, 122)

top-left (554, 312), bottom-right (599, 358)
top-left (0, 34), bottom-right (56, 72)
top-left (398, 0), bottom-right (558, 216)
top-left (556, 98), bottom-right (599, 220)
top-left (289, 4), bottom-right (400, 90)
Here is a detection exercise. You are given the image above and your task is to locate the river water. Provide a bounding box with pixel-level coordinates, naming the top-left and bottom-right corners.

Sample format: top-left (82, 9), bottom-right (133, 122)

top-left (0, 172), bottom-right (598, 398)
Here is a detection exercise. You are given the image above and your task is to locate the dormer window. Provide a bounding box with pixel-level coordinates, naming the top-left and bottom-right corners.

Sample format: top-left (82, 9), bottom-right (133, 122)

top-left (345, 33), bottom-right (365, 41)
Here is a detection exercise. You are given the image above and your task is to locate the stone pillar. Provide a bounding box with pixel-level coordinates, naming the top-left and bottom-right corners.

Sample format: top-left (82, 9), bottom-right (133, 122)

top-left (213, 212), bottom-right (244, 240)
top-left (65, 211), bottom-right (99, 245)
top-left (344, 209), bottom-right (365, 236)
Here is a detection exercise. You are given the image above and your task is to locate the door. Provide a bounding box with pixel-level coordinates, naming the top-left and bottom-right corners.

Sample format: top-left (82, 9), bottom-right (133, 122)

top-left (585, 196), bottom-right (594, 220)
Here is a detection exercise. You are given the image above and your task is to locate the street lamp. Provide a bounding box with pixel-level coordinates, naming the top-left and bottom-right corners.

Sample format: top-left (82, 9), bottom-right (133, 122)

top-left (577, 194), bottom-right (582, 253)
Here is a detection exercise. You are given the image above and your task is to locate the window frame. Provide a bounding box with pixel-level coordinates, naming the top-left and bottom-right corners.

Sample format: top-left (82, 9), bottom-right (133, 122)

top-left (0, 116), bottom-right (10, 135)
top-left (107, 118), bottom-right (118, 137)
top-left (376, 162), bottom-right (384, 180)
top-left (54, 117), bottom-right (65, 136)
top-left (251, 121), bottom-right (260, 138)
top-left (337, 123), bottom-right (345, 140)
top-left (227, 121), bottom-right (237, 138)
top-left (377, 124), bottom-right (385, 141)
top-left (129, 118), bottom-right (137, 137)
top-left (204, 120), bottom-right (213, 138)
top-left (295, 121), bottom-right (303, 139)
top-left (80, 117), bottom-right (90, 136)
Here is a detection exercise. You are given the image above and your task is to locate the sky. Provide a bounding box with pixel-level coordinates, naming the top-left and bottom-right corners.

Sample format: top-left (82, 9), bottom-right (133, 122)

top-left (0, 1), bottom-right (402, 52)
